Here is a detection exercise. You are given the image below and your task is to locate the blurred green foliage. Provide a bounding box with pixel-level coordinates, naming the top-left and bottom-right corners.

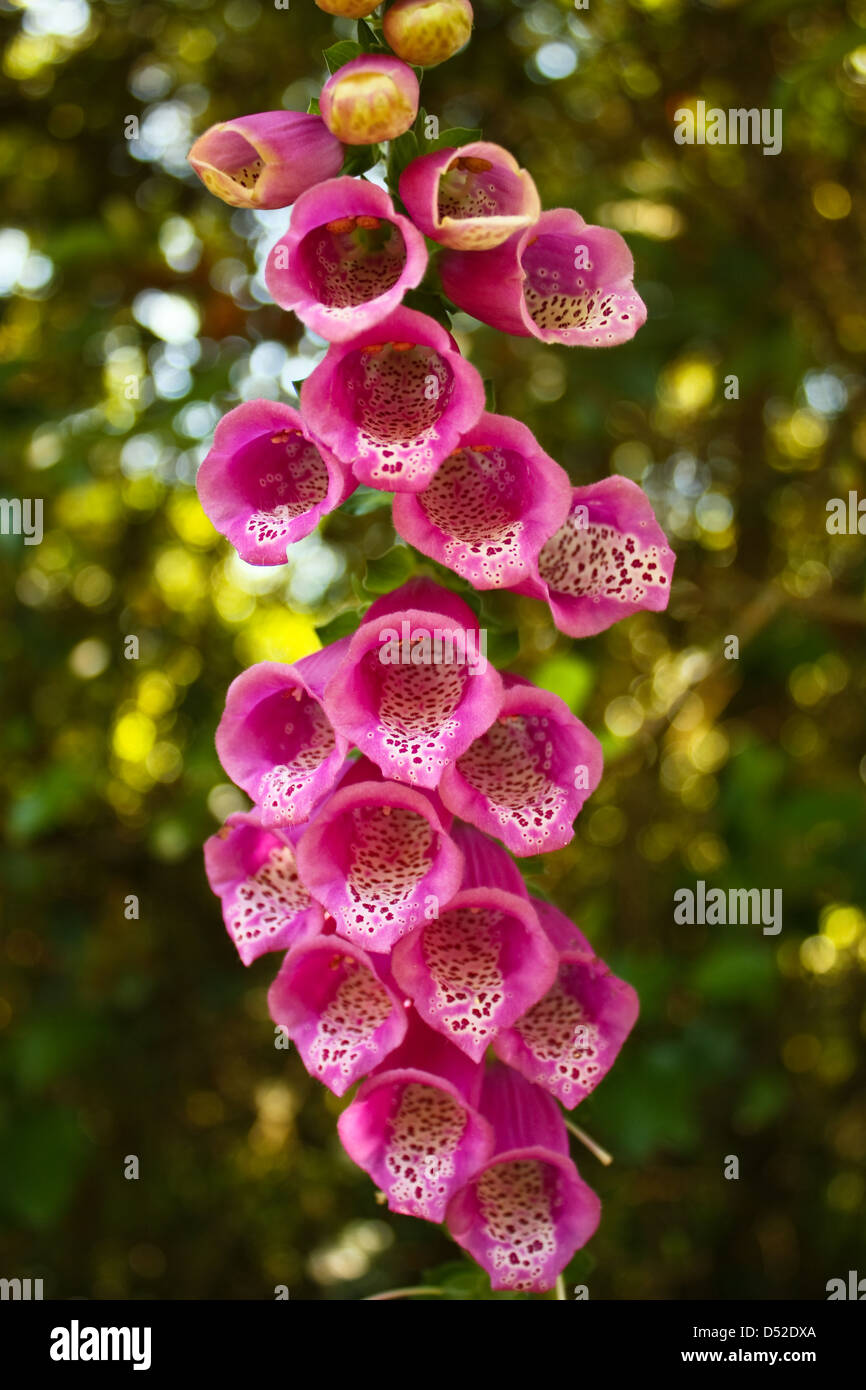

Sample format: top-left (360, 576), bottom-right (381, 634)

top-left (0, 0), bottom-right (864, 1300)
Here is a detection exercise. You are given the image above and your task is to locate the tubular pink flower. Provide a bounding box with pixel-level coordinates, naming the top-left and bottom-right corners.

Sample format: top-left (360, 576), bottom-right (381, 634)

top-left (440, 207), bottom-right (647, 346)
top-left (295, 779), bottom-right (464, 953)
top-left (383, 0), bottom-right (474, 69)
top-left (392, 411), bottom-right (571, 589)
top-left (320, 56), bottom-right (419, 146)
top-left (268, 936), bottom-right (408, 1095)
top-left (215, 648), bottom-right (350, 829)
top-left (516, 476), bottom-right (676, 638)
top-left (203, 811), bottom-right (323, 965)
top-left (493, 898), bottom-right (639, 1108)
top-left (445, 1063), bottom-right (601, 1292)
top-left (389, 887), bottom-right (558, 1062)
top-left (265, 178), bottom-right (428, 343)
top-left (188, 111), bottom-right (343, 210)
top-left (451, 821), bottom-right (529, 900)
top-left (337, 1016), bottom-right (493, 1222)
top-left (322, 579), bottom-right (504, 789)
top-left (399, 141), bottom-right (540, 250)
top-left (439, 675), bottom-right (603, 855)
top-left (301, 306), bottom-right (485, 492)
top-left (196, 400), bottom-right (354, 565)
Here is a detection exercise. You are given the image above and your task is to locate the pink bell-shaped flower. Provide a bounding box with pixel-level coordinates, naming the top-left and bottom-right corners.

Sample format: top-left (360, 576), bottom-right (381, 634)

top-left (188, 111), bottom-right (343, 210)
top-left (399, 140), bottom-right (540, 250)
top-left (203, 810), bottom-right (324, 965)
top-left (494, 898), bottom-right (639, 1108)
top-left (392, 411), bottom-right (571, 589)
top-left (265, 178), bottom-right (428, 343)
top-left (514, 476), bottom-right (675, 637)
top-left (301, 306), bottom-right (485, 492)
top-left (439, 674), bottom-right (603, 855)
top-left (446, 1063), bottom-right (601, 1292)
top-left (440, 207), bottom-right (647, 346)
top-left (196, 400), bottom-right (354, 565)
top-left (268, 936), bottom-right (408, 1096)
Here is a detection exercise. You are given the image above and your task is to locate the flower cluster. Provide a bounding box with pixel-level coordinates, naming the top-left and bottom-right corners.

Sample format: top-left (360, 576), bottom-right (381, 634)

top-left (189, 0), bottom-right (674, 1295)
top-left (205, 577), bottom-right (640, 1290)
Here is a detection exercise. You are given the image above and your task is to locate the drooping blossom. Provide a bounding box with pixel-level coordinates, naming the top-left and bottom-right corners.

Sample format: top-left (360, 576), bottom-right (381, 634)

top-left (399, 141), bottom-right (540, 250)
top-left (216, 644), bottom-right (350, 828)
top-left (392, 411), bottom-right (571, 589)
top-left (445, 1063), bottom-right (601, 1291)
top-left (295, 777), bottom-right (464, 952)
top-left (188, 111), bottom-right (343, 210)
top-left (203, 811), bottom-right (323, 965)
top-left (264, 178), bottom-right (428, 343)
top-left (450, 820), bottom-right (529, 900)
top-left (514, 476), bottom-right (675, 637)
top-left (493, 898), bottom-right (639, 1108)
top-left (383, 0), bottom-right (474, 68)
top-left (268, 936), bottom-right (408, 1095)
top-left (337, 1014), bottom-right (493, 1222)
top-left (439, 674), bottom-right (603, 855)
top-left (390, 886), bottom-right (558, 1062)
top-left (301, 306), bottom-right (485, 492)
top-left (320, 55), bottom-right (419, 146)
top-left (440, 207), bottom-right (647, 346)
top-left (196, 400), bottom-right (354, 565)
top-left (322, 579), bottom-right (503, 788)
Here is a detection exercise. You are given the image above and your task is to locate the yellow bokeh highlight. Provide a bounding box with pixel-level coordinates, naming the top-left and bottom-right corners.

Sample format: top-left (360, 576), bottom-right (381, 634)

top-left (56, 480), bottom-right (123, 532)
top-left (234, 608), bottom-right (320, 666)
top-left (167, 492), bottom-right (219, 548)
top-left (113, 711), bottom-right (157, 762)
top-left (812, 182), bottom-right (852, 220)
top-left (800, 935), bottom-right (837, 975)
top-left (154, 546), bottom-right (209, 610)
top-left (821, 905), bottom-right (865, 950)
top-left (658, 358), bottom-right (716, 415)
top-left (136, 672), bottom-right (175, 718)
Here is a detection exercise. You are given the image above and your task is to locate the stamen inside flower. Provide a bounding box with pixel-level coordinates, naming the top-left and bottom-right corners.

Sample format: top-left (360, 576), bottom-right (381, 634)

top-left (438, 157), bottom-right (516, 225)
top-left (299, 217), bottom-right (407, 313)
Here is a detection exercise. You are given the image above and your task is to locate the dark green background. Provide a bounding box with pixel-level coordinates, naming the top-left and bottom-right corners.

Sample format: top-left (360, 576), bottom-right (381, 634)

top-left (1, 0), bottom-right (864, 1300)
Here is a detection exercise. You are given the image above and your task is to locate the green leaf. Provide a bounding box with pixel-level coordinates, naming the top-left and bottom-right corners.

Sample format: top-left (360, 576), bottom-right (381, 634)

top-left (307, 95), bottom-right (320, 116)
top-left (323, 39), bottom-right (363, 74)
top-left (358, 19), bottom-right (383, 52)
top-left (315, 608), bottom-right (362, 645)
top-left (429, 126), bottom-right (483, 152)
top-left (402, 288), bottom-right (452, 329)
top-left (483, 378), bottom-right (496, 413)
top-left (387, 128), bottom-right (420, 185)
top-left (341, 484), bottom-right (392, 516)
top-left (364, 544), bottom-right (415, 594)
top-left (341, 144), bottom-right (381, 176)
